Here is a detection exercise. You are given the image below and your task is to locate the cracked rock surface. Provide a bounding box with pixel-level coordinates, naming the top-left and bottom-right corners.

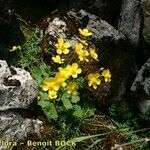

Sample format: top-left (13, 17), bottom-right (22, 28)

top-left (141, 0), bottom-right (150, 44)
top-left (68, 9), bottom-right (125, 43)
top-left (0, 60), bottom-right (38, 110)
top-left (118, 0), bottom-right (141, 47)
top-left (0, 60), bottom-right (43, 150)
top-left (131, 58), bottom-right (150, 121)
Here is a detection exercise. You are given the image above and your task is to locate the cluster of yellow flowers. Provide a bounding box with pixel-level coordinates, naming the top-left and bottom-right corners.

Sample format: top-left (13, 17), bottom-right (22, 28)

top-left (87, 69), bottom-right (111, 89)
top-left (43, 28), bottom-right (111, 99)
top-left (51, 28), bottom-right (98, 64)
top-left (42, 63), bottom-right (81, 99)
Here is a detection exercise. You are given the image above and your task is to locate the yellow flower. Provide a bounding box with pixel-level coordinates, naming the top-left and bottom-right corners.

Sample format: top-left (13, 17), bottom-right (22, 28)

top-left (75, 43), bottom-right (89, 62)
top-left (10, 45), bottom-right (21, 52)
top-left (68, 63), bottom-right (82, 78)
top-left (42, 78), bottom-right (59, 91)
top-left (79, 39), bottom-right (88, 46)
top-left (55, 73), bottom-right (67, 87)
top-left (52, 55), bottom-right (64, 64)
top-left (102, 69), bottom-right (111, 83)
top-left (55, 38), bottom-right (70, 55)
top-left (79, 28), bottom-right (92, 37)
top-left (78, 50), bottom-right (89, 62)
top-left (75, 43), bottom-right (83, 53)
top-left (48, 90), bottom-right (57, 99)
top-left (58, 66), bottom-right (72, 79)
top-left (67, 82), bottom-right (78, 95)
top-left (88, 73), bottom-right (101, 89)
top-left (89, 48), bottom-right (98, 61)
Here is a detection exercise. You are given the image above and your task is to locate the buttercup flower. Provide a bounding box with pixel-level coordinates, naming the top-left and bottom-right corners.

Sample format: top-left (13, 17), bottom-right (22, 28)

top-left (68, 63), bottom-right (82, 78)
top-left (48, 90), bottom-right (57, 99)
top-left (52, 55), bottom-right (64, 64)
top-left (67, 82), bottom-right (78, 95)
top-left (75, 43), bottom-right (84, 53)
top-left (58, 66), bottom-right (72, 79)
top-left (89, 48), bottom-right (98, 61)
top-left (79, 28), bottom-right (92, 37)
top-left (55, 73), bottom-right (67, 87)
top-left (55, 38), bottom-right (70, 55)
top-left (10, 45), bottom-right (21, 52)
top-left (42, 78), bottom-right (59, 91)
top-left (102, 69), bottom-right (111, 82)
top-left (78, 50), bottom-right (89, 62)
top-left (75, 43), bottom-right (89, 62)
top-left (88, 73), bottom-right (101, 89)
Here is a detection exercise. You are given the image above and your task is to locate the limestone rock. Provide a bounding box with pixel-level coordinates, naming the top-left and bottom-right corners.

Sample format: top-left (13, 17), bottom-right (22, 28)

top-left (141, 0), bottom-right (150, 44)
top-left (40, 9), bottom-right (134, 108)
top-left (118, 0), bottom-right (141, 46)
top-left (131, 57), bottom-right (150, 120)
top-left (0, 60), bottom-right (38, 110)
top-left (0, 111), bottom-right (43, 150)
top-left (68, 9), bottom-right (125, 43)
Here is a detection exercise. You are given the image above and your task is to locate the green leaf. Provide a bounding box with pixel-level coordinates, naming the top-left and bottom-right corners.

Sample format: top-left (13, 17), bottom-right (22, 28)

top-left (31, 66), bottom-right (42, 85)
top-left (39, 92), bottom-right (49, 101)
top-left (83, 107), bottom-right (95, 118)
top-left (38, 99), bottom-right (50, 109)
top-left (38, 92), bottom-right (58, 121)
top-left (39, 100), bottom-right (58, 121)
top-left (61, 93), bottom-right (72, 110)
top-left (71, 95), bottom-right (80, 104)
top-left (40, 64), bottom-right (50, 77)
top-left (73, 105), bottom-right (83, 118)
top-left (76, 77), bottom-right (86, 89)
top-left (44, 102), bottom-right (58, 121)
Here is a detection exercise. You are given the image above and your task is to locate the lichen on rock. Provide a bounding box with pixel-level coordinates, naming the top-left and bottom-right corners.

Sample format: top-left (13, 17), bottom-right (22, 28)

top-left (0, 60), bottom-right (38, 110)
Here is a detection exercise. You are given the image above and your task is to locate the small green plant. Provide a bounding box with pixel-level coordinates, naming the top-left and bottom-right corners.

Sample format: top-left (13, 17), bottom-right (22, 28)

top-left (39, 28), bottom-right (111, 121)
top-left (10, 28), bottom-right (102, 121)
top-left (12, 27), bottom-right (42, 69)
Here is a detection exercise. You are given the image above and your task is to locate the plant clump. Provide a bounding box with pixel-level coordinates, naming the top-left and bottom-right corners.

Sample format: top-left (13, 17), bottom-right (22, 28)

top-left (39, 28), bottom-right (111, 121)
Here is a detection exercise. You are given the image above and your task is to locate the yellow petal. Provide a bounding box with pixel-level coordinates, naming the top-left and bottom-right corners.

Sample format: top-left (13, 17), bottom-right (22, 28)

top-left (58, 38), bottom-right (64, 45)
top-left (42, 84), bottom-right (49, 91)
top-left (88, 81), bottom-right (92, 87)
top-left (63, 48), bottom-right (69, 54)
top-left (95, 73), bottom-right (100, 78)
top-left (93, 84), bottom-right (97, 89)
top-left (72, 74), bottom-right (78, 78)
top-left (79, 56), bottom-right (84, 61)
top-left (56, 49), bottom-right (62, 54)
top-left (77, 68), bottom-right (82, 74)
top-left (64, 41), bottom-right (70, 48)
top-left (96, 79), bottom-right (101, 85)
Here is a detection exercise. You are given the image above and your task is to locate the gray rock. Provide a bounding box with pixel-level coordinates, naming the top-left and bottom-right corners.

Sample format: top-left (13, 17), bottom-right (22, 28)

top-left (131, 58), bottom-right (150, 120)
top-left (118, 0), bottom-right (141, 46)
top-left (41, 9), bottom-right (125, 51)
top-left (0, 60), bottom-right (38, 110)
top-left (141, 0), bottom-right (150, 44)
top-left (40, 9), bottom-right (134, 108)
top-left (68, 9), bottom-right (125, 43)
top-left (0, 111), bottom-right (43, 150)
top-left (0, 61), bottom-right (11, 84)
